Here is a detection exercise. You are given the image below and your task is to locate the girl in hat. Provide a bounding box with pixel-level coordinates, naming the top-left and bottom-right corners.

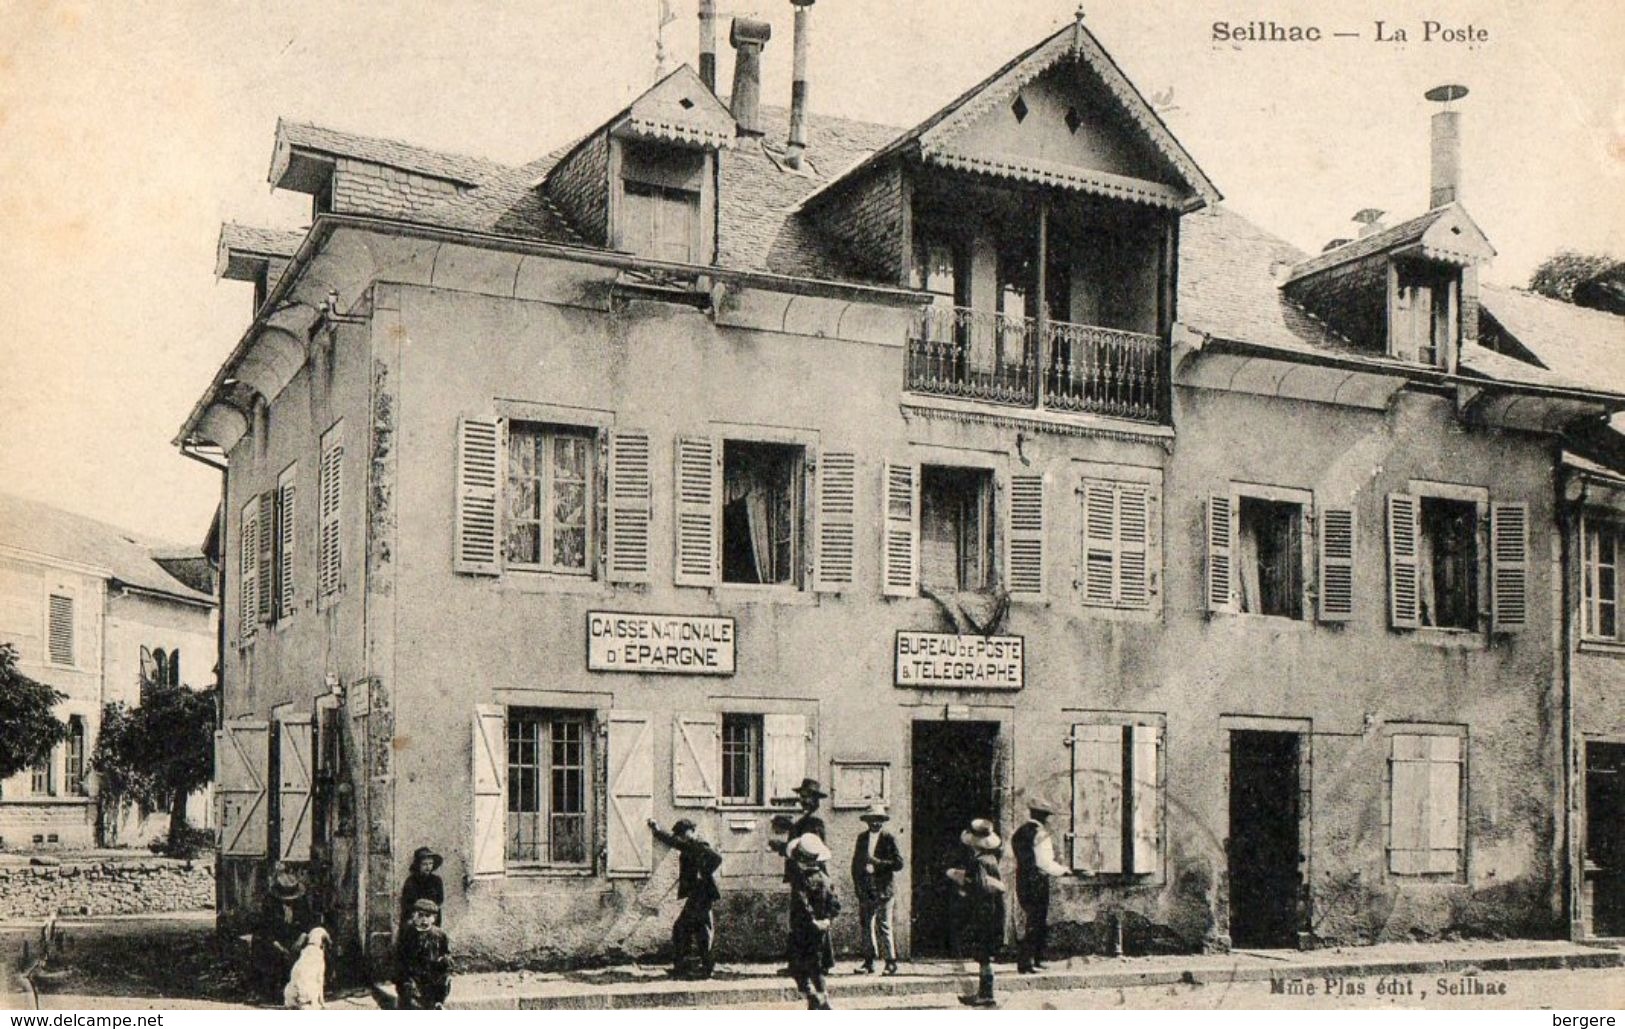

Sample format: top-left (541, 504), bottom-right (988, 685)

top-left (952, 819), bottom-right (1006, 1008)
top-left (786, 833), bottom-right (841, 1010)
top-left (399, 847), bottom-right (445, 933)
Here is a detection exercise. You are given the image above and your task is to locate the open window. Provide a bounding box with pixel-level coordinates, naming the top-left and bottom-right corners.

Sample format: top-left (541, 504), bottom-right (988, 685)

top-left (721, 441), bottom-right (804, 587)
top-left (617, 141), bottom-right (705, 265)
top-left (1418, 496), bottom-right (1478, 630)
top-left (920, 465), bottom-right (994, 591)
top-left (1237, 497), bottom-right (1304, 620)
top-left (1391, 260), bottom-right (1459, 368)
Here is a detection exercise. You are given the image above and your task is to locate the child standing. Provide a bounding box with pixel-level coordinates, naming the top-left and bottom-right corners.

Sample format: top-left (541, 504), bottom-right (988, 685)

top-left (395, 899), bottom-right (451, 1010)
top-left (786, 833), bottom-right (840, 1010)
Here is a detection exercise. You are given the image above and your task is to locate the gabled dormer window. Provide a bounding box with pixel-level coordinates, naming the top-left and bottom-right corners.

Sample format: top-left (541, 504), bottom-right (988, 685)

top-left (1391, 260), bottom-right (1459, 368)
top-left (613, 141), bottom-right (708, 266)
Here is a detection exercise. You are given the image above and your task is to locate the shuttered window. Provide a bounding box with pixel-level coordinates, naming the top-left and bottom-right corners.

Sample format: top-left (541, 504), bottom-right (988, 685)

top-left (606, 430), bottom-right (652, 583)
top-left (1388, 732), bottom-right (1465, 876)
top-left (47, 593), bottom-right (74, 665)
top-left (317, 422), bottom-right (344, 604)
top-left (674, 436), bottom-right (721, 587)
top-left (454, 416), bottom-right (502, 575)
top-left (257, 491), bottom-right (276, 624)
top-left (277, 713), bottom-right (314, 862)
top-left (675, 711), bottom-right (804, 809)
top-left (1068, 721), bottom-right (1163, 877)
top-left (276, 464), bottom-right (298, 620)
top-left (813, 452), bottom-right (856, 593)
top-left (507, 424), bottom-right (595, 574)
top-left (1388, 488), bottom-right (1523, 635)
top-left (216, 720), bottom-right (270, 857)
top-left (882, 462), bottom-right (919, 597)
top-left (238, 500), bottom-right (259, 642)
top-left (606, 710), bottom-right (653, 877)
top-left (1318, 508), bottom-right (1356, 622)
top-left (1006, 473), bottom-right (1045, 600)
top-left (506, 709), bottom-right (593, 867)
top-left (1490, 502), bottom-right (1528, 633)
top-left (1081, 479), bottom-right (1159, 611)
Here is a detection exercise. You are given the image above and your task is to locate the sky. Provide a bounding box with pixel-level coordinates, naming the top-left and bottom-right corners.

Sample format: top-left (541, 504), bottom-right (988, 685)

top-left (0, 0), bottom-right (1620, 545)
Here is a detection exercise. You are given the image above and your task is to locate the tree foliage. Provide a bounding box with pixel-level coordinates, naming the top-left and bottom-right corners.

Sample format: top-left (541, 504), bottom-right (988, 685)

top-left (0, 642), bottom-right (68, 781)
top-left (1529, 250), bottom-right (1619, 305)
top-left (93, 679), bottom-right (216, 850)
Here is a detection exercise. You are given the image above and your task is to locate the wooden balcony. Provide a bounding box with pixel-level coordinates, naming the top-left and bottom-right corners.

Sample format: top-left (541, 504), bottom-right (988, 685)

top-left (906, 306), bottom-right (1165, 423)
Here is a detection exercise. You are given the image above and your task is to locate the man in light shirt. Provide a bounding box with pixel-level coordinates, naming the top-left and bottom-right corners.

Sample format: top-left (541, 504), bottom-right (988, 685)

top-left (1011, 798), bottom-right (1078, 973)
top-left (849, 803), bottom-right (903, 975)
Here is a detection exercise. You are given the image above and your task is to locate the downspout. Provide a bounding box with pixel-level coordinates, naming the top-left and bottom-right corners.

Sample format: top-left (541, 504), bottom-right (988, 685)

top-left (1558, 467), bottom-right (1584, 939)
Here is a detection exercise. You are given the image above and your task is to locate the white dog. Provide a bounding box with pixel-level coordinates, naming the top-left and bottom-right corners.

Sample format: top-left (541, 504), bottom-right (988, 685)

top-left (283, 926), bottom-right (330, 1009)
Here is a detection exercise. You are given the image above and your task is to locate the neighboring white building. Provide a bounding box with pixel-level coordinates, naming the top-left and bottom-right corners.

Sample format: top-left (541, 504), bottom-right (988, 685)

top-left (0, 492), bottom-right (218, 850)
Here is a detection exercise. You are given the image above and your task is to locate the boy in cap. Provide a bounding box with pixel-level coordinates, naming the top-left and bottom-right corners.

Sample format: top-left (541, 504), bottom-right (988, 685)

top-left (395, 898), bottom-right (451, 1009)
top-left (647, 818), bottom-right (724, 979)
top-left (1011, 799), bottom-right (1075, 973)
top-left (849, 803), bottom-right (903, 975)
top-left (786, 833), bottom-right (841, 1009)
top-left (768, 778), bottom-right (830, 972)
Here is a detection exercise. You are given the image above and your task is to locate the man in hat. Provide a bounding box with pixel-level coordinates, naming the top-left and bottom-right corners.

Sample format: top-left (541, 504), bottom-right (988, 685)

top-left (250, 871), bottom-right (312, 1003)
top-left (849, 803), bottom-right (903, 975)
top-left (398, 846), bottom-right (445, 940)
top-left (951, 819), bottom-right (1006, 1008)
top-left (647, 817), bottom-right (723, 979)
top-left (786, 833), bottom-right (840, 1009)
top-left (769, 778), bottom-right (831, 972)
top-left (395, 898), bottom-right (451, 1009)
top-left (1011, 799), bottom-right (1073, 973)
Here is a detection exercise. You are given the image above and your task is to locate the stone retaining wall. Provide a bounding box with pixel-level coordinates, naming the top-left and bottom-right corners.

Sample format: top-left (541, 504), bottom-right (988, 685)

top-left (0, 858), bottom-right (214, 917)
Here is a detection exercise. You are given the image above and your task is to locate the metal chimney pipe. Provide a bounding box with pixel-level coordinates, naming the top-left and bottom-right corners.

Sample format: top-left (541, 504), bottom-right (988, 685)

top-left (1425, 84), bottom-right (1468, 208)
top-left (728, 18), bottom-right (771, 136)
top-left (786, 0), bottom-right (815, 166)
top-left (698, 0), bottom-right (717, 92)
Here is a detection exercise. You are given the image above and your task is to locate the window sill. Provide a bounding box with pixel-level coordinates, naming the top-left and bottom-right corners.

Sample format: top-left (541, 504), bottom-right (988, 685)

top-left (1578, 638), bottom-right (1625, 658)
top-left (505, 571), bottom-right (612, 597)
top-left (496, 865), bottom-right (597, 879)
top-left (713, 585), bottom-right (818, 607)
top-left (1409, 627), bottom-right (1487, 650)
top-left (1077, 600), bottom-right (1161, 623)
top-left (1219, 612), bottom-right (1312, 631)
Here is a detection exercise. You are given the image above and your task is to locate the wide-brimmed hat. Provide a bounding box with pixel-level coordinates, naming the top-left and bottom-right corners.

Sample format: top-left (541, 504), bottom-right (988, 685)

top-left (411, 846), bottom-right (444, 871)
top-left (961, 819), bottom-right (1001, 852)
top-left (411, 898), bottom-right (441, 916)
top-left (788, 832), bottom-right (831, 865)
top-left (858, 803), bottom-right (890, 823)
top-left (269, 871), bottom-right (305, 901)
top-left (792, 778), bottom-right (827, 799)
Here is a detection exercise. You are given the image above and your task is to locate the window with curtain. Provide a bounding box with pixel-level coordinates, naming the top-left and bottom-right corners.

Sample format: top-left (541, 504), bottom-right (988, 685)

top-left (721, 441), bottom-right (803, 586)
top-left (1236, 497), bottom-right (1303, 619)
top-left (1418, 497), bottom-right (1478, 630)
top-left (920, 465), bottom-right (993, 591)
top-left (506, 423), bottom-right (594, 574)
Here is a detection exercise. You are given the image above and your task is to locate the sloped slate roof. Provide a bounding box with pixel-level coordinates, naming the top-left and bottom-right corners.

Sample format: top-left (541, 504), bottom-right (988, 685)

top-left (1285, 208), bottom-right (1449, 284)
top-left (275, 119), bottom-right (504, 186)
top-left (1479, 283), bottom-right (1625, 394)
top-left (219, 223), bottom-right (304, 259)
top-left (0, 493), bottom-right (215, 605)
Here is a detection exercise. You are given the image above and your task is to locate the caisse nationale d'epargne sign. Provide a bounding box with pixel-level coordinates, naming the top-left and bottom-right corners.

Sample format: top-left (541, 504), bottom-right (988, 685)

top-left (587, 612), bottom-right (736, 675)
top-left (894, 631), bottom-right (1024, 689)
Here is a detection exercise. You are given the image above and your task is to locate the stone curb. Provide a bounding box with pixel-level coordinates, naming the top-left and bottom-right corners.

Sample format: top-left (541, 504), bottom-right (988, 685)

top-left (371, 947), bottom-right (1624, 1010)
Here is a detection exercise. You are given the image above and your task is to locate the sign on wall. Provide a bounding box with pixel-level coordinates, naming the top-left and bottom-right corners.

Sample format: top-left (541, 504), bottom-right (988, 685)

top-left (587, 612), bottom-right (736, 675)
top-left (894, 631), bottom-right (1024, 690)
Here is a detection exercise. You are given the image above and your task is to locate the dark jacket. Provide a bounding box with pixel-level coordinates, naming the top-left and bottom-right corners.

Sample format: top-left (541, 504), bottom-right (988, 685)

top-left (961, 849), bottom-right (1006, 951)
top-left (398, 871), bottom-right (445, 925)
top-left (395, 924), bottom-right (451, 986)
top-left (850, 829), bottom-right (904, 901)
top-left (653, 827), bottom-right (723, 903)
top-left (788, 867), bottom-right (841, 976)
top-left (1010, 820), bottom-right (1049, 906)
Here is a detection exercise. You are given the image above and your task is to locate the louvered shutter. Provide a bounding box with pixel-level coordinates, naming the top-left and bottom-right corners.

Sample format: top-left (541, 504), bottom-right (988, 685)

top-left (471, 705), bottom-right (506, 876)
top-left (278, 478), bottom-right (297, 619)
top-left (1319, 508), bottom-right (1356, 622)
top-left (1389, 734), bottom-right (1463, 875)
top-left (318, 431), bottom-right (345, 598)
top-left (1491, 502), bottom-right (1529, 632)
top-left (277, 712), bottom-right (314, 862)
top-left (257, 491), bottom-right (275, 623)
top-left (216, 720), bottom-right (269, 857)
top-left (238, 501), bottom-right (258, 641)
top-left (1118, 485), bottom-right (1152, 609)
top-left (454, 416), bottom-right (502, 576)
top-left (674, 436), bottom-right (720, 587)
top-left (881, 463), bottom-right (919, 598)
top-left (763, 713), bottom-right (809, 805)
top-left (1128, 725), bottom-right (1161, 874)
top-left (1387, 493), bottom-right (1421, 629)
top-left (607, 710), bottom-right (654, 877)
top-left (814, 452), bottom-right (856, 593)
top-left (604, 429), bottom-right (652, 583)
top-left (1081, 479), bottom-right (1117, 606)
top-left (673, 712), bottom-right (720, 808)
top-left (1006, 473), bottom-right (1045, 600)
top-left (1068, 724), bottom-right (1124, 874)
top-left (1206, 495), bottom-right (1236, 614)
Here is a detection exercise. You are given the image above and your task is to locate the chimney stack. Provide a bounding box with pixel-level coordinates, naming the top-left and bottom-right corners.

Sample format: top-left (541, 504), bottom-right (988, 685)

top-left (698, 0), bottom-right (717, 92)
top-left (1425, 84), bottom-right (1468, 208)
top-left (729, 18), bottom-right (772, 136)
top-left (786, 0), bottom-right (815, 166)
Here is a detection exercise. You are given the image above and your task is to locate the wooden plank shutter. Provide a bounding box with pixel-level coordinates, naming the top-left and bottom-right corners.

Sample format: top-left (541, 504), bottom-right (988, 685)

top-left (673, 712), bottom-right (720, 808)
top-left (1491, 502), bottom-right (1529, 632)
top-left (454, 416), bottom-right (502, 576)
top-left (471, 704), bottom-right (506, 876)
top-left (763, 713), bottom-right (809, 805)
top-left (1206, 495), bottom-right (1236, 614)
top-left (1081, 479), bottom-right (1118, 606)
top-left (606, 429), bottom-right (652, 583)
top-left (813, 451), bottom-right (857, 593)
top-left (216, 720), bottom-right (269, 857)
top-left (881, 462), bottom-right (919, 598)
top-left (1426, 735), bottom-right (1463, 873)
top-left (1118, 485), bottom-right (1152, 609)
top-left (257, 491), bottom-right (276, 623)
top-left (277, 712), bottom-right (314, 862)
top-left (318, 431), bottom-right (345, 597)
top-left (606, 710), bottom-right (654, 877)
top-left (277, 478), bottom-right (297, 619)
top-left (238, 501), bottom-right (258, 642)
top-left (1006, 473), bottom-right (1045, 600)
top-left (1128, 724), bottom-right (1161, 874)
top-left (1387, 493), bottom-right (1421, 629)
top-left (674, 436), bottom-right (720, 587)
top-left (1318, 507), bottom-right (1356, 622)
top-left (1068, 724), bottom-right (1124, 874)
top-left (1389, 733), bottom-right (1462, 874)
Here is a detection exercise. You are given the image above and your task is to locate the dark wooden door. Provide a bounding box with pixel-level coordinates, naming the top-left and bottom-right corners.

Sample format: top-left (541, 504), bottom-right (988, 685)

top-left (1228, 730), bottom-right (1303, 948)
top-left (1585, 743), bottom-right (1625, 936)
top-left (910, 720), bottom-right (1000, 956)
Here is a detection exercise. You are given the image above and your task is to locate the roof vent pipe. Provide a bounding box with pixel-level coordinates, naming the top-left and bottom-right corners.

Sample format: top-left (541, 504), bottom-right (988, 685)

top-left (698, 0), bottom-right (718, 92)
top-left (1426, 84), bottom-right (1468, 209)
top-left (729, 18), bottom-right (772, 137)
top-left (785, 0), bottom-right (815, 167)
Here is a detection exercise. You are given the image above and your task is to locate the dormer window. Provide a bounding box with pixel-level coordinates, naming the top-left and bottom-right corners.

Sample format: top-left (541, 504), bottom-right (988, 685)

top-left (614, 141), bottom-right (708, 266)
top-left (1391, 260), bottom-right (1459, 368)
